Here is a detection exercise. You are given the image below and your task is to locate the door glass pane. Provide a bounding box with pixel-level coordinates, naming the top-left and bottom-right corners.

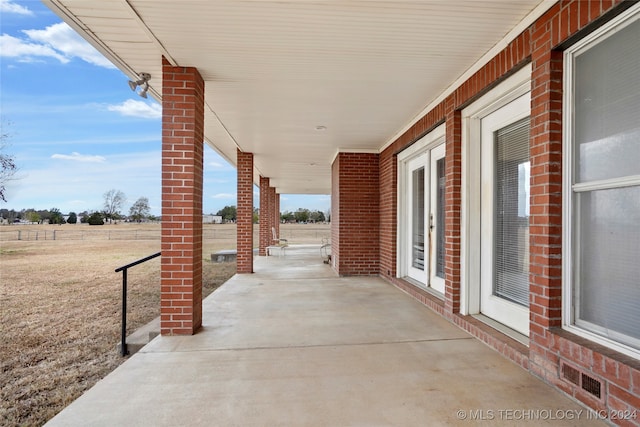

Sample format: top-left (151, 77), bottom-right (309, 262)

top-left (412, 167), bottom-right (425, 270)
top-left (435, 157), bottom-right (445, 278)
top-left (494, 118), bottom-right (530, 307)
top-left (576, 186), bottom-right (640, 347)
top-left (574, 18), bottom-right (640, 183)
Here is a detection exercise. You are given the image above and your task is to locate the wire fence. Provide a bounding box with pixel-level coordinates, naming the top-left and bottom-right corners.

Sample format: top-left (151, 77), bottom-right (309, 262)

top-left (0, 224), bottom-right (329, 243)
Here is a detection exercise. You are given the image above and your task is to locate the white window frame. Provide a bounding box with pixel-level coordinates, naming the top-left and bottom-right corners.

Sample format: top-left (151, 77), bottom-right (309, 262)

top-left (460, 65), bottom-right (532, 343)
top-left (562, 3), bottom-right (640, 360)
top-left (397, 123), bottom-right (445, 296)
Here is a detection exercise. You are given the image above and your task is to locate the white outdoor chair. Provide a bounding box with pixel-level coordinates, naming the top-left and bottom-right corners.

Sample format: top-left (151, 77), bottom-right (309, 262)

top-left (267, 227), bottom-right (288, 256)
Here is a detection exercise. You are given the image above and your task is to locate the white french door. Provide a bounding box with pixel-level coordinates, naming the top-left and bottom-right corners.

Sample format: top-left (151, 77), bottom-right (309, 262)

top-left (405, 143), bottom-right (446, 294)
top-left (479, 93), bottom-right (530, 335)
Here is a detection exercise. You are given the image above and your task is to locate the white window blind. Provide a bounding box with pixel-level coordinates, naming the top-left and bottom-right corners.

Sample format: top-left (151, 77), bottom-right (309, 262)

top-left (436, 157), bottom-right (446, 278)
top-left (412, 167), bottom-right (425, 270)
top-left (572, 14), bottom-right (640, 349)
top-left (494, 118), bottom-right (530, 307)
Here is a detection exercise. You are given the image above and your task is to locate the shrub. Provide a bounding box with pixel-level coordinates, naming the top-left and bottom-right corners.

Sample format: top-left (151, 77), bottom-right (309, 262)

top-left (87, 212), bottom-right (104, 225)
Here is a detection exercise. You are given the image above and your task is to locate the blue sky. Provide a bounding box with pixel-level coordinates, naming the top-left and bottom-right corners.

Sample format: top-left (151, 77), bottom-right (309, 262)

top-left (0, 0), bottom-right (330, 216)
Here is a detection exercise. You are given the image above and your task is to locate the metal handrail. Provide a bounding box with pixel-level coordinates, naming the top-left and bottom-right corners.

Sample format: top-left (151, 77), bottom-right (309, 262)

top-left (115, 252), bottom-right (161, 356)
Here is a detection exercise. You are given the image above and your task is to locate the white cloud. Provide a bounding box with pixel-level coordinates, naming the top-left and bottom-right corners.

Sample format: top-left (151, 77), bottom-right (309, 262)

top-left (51, 152), bottom-right (106, 163)
top-left (212, 193), bottom-right (235, 199)
top-left (107, 99), bottom-right (162, 119)
top-left (0, 22), bottom-right (115, 68)
top-left (0, 0), bottom-right (33, 15)
top-left (23, 23), bottom-right (115, 68)
top-left (208, 161), bottom-right (226, 169)
top-left (0, 34), bottom-right (69, 63)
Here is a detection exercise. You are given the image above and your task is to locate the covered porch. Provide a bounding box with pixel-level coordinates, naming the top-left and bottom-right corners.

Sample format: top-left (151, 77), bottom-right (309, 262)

top-left (42, 0), bottom-right (640, 422)
top-left (46, 247), bottom-right (603, 426)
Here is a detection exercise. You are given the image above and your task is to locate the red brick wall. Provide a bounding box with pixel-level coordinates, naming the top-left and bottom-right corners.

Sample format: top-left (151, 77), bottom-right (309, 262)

top-left (160, 58), bottom-right (204, 335)
top-left (237, 150), bottom-right (254, 273)
top-left (332, 152), bottom-right (379, 275)
top-left (377, 1), bottom-right (639, 422)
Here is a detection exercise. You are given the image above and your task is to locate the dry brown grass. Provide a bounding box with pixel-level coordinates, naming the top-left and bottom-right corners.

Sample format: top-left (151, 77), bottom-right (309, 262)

top-left (0, 222), bottom-right (329, 427)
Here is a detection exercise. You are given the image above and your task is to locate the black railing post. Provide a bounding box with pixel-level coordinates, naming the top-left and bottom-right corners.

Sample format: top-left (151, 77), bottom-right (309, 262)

top-left (121, 268), bottom-right (128, 356)
top-left (115, 251), bottom-right (161, 357)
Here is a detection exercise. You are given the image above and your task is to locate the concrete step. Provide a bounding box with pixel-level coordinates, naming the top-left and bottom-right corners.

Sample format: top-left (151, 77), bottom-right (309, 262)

top-left (117, 316), bottom-right (160, 356)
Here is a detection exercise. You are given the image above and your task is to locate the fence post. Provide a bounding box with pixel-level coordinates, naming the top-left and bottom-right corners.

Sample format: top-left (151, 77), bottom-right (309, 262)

top-left (17, 230), bottom-right (21, 240)
top-left (53, 230), bottom-right (56, 240)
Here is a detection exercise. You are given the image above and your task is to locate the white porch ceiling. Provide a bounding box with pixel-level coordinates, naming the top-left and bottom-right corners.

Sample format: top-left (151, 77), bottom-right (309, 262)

top-left (44, 0), bottom-right (554, 195)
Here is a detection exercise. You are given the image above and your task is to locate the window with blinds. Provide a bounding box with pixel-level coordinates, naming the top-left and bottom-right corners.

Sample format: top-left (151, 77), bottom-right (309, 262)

top-left (436, 157), bottom-right (446, 279)
top-left (494, 118), bottom-right (530, 307)
top-left (569, 10), bottom-right (640, 351)
top-left (412, 167), bottom-right (425, 270)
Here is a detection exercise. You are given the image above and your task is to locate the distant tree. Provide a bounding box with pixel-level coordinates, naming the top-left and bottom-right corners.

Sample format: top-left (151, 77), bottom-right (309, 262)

top-left (216, 205), bottom-right (237, 222)
top-left (0, 121), bottom-right (18, 202)
top-left (103, 189), bottom-right (126, 223)
top-left (280, 211), bottom-right (295, 223)
top-left (0, 208), bottom-right (17, 223)
top-left (294, 208), bottom-right (310, 223)
top-left (37, 209), bottom-right (50, 224)
top-left (87, 211), bottom-right (104, 225)
top-left (67, 212), bottom-right (77, 224)
top-left (129, 197), bottom-right (150, 222)
top-left (309, 210), bottom-right (325, 223)
top-left (253, 208), bottom-right (259, 224)
top-left (49, 208), bottom-right (64, 225)
top-left (25, 210), bottom-right (40, 224)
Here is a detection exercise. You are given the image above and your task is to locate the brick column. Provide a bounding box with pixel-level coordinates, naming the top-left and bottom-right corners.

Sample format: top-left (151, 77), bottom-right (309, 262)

top-left (268, 186), bottom-right (277, 239)
top-left (331, 152), bottom-right (379, 275)
top-left (528, 27), bottom-right (565, 377)
top-left (444, 107), bottom-right (462, 315)
top-left (160, 58), bottom-right (204, 335)
top-left (275, 193), bottom-right (281, 238)
top-left (259, 176), bottom-right (270, 256)
top-left (237, 150), bottom-right (254, 273)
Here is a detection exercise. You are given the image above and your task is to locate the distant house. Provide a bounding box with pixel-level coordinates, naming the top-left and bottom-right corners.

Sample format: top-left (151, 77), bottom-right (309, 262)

top-left (203, 215), bottom-right (222, 224)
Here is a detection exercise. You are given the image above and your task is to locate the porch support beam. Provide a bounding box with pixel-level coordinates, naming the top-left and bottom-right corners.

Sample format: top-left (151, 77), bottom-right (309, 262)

top-left (269, 186), bottom-right (277, 239)
top-left (331, 152), bottom-right (380, 275)
top-left (237, 150), bottom-right (254, 273)
top-left (274, 192), bottom-right (281, 238)
top-left (259, 176), bottom-right (270, 256)
top-left (160, 57), bottom-right (204, 335)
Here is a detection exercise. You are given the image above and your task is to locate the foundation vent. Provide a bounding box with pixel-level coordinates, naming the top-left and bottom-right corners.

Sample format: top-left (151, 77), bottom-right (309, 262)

top-left (561, 363), bottom-right (580, 385)
top-left (581, 373), bottom-right (602, 399)
top-left (560, 361), bottom-right (603, 400)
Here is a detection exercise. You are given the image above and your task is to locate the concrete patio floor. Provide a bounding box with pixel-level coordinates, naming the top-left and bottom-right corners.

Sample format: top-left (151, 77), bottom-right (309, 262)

top-left (46, 246), bottom-right (605, 426)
